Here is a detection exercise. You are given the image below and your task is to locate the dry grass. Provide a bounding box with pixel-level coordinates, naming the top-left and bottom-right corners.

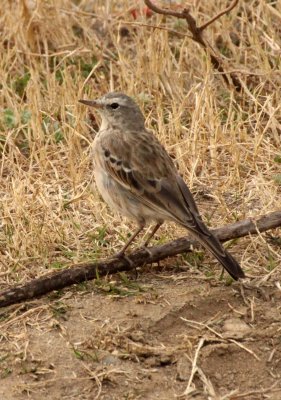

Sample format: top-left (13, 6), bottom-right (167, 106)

top-left (0, 0), bottom-right (281, 399)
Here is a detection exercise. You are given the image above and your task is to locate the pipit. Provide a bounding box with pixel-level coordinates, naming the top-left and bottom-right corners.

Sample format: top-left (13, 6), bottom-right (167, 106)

top-left (79, 92), bottom-right (245, 280)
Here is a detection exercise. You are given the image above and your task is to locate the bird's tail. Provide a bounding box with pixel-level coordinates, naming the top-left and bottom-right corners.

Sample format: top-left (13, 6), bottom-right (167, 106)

top-left (171, 175), bottom-right (245, 280)
top-left (186, 227), bottom-right (245, 280)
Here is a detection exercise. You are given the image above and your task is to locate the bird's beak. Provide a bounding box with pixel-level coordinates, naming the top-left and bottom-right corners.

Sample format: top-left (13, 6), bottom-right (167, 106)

top-left (78, 99), bottom-right (103, 108)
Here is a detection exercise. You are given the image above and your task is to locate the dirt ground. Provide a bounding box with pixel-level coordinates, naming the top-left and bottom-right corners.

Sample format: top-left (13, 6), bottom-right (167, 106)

top-left (1, 259), bottom-right (281, 400)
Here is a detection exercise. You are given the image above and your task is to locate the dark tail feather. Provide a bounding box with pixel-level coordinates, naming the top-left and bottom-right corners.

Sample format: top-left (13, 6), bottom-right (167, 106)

top-left (190, 230), bottom-right (245, 280)
top-left (175, 176), bottom-right (245, 279)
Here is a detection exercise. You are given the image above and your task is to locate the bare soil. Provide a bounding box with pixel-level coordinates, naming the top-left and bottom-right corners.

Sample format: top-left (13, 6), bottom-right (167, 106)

top-left (1, 261), bottom-right (280, 400)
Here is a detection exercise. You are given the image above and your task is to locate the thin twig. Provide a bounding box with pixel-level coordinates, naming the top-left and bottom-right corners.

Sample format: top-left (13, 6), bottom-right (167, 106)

top-left (229, 339), bottom-right (260, 361)
top-left (230, 381), bottom-right (281, 399)
top-left (144, 0), bottom-right (242, 91)
top-left (181, 317), bottom-right (261, 360)
top-left (199, 0), bottom-right (239, 31)
top-left (183, 338), bottom-right (205, 395)
top-left (144, 0), bottom-right (188, 19)
top-left (0, 210), bottom-right (280, 308)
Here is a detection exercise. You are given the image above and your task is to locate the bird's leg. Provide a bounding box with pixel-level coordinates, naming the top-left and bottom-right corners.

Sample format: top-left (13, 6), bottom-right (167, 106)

top-left (143, 222), bottom-right (163, 247)
top-left (115, 224), bottom-right (145, 257)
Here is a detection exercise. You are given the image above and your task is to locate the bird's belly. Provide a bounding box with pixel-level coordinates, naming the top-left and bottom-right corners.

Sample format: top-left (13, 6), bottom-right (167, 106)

top-left (94, 168), bottom-right (159, 224)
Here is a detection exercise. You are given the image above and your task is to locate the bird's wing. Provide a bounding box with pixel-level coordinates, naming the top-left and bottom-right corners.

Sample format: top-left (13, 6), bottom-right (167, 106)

top-left (98, 129), bottom-right (210, 234)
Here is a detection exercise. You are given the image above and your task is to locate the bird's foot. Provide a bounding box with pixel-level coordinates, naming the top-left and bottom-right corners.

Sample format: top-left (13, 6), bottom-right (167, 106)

top-left (138, 244), bottom-right (153, 260)
top-left (112, 250), bottom-right (133, 266)
top-left (113, 249), bottom-right (125, 259)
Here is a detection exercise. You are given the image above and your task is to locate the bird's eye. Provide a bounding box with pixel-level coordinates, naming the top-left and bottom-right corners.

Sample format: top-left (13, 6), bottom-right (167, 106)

top-left (110, 103), bottom-right (119, 109)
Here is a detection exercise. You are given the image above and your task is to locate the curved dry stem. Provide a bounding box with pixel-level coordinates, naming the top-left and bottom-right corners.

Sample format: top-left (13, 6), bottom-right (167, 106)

top-left (144, 0), bottom-right (241, 90)
top-left (199, 0), bottom-right (239, 31)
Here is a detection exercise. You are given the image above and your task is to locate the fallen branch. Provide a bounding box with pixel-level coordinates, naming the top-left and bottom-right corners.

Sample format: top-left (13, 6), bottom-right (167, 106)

top-left (0, 211), bottom-right (280, 308)
top-left (144, 0), bottom-right (242, 91)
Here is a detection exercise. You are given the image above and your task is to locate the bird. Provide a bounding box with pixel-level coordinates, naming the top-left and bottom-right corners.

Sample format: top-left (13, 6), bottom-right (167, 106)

top-left (79, 92), bottom-right (245, 280)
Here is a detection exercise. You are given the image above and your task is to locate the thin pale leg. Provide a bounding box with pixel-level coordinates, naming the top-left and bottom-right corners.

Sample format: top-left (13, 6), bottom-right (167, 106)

top-left (116, 224), bottom-right (145, 257)
top-left (143, 222), bottom-right (163, 247)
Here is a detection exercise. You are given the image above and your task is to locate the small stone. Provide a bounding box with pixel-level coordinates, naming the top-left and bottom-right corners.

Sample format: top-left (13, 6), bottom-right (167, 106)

top-left (101, 354), bottom-right (120, 366)
top-left (159, 355), bottom-right (172, 365)
top-left (214, 372), bottom-right (222, 380)
top-left (144, 356), bottom-right (158, 367)
top-left (176, 355), bottom-right (191, 381)
top-left (222, 318), bottom-right (251, 339)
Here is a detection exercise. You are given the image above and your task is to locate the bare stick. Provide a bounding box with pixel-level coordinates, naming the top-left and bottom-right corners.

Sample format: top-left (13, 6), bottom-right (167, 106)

top-left (0, 210), bottom-right (280, 308)
top-left (144, 0), bottom-right (241, 91)
top-left (144, 0), bottom-right (188, 19)
top-left (183, 338), bottom-right (205, 395)
top-left (199, 0), bottom-right (239, 31)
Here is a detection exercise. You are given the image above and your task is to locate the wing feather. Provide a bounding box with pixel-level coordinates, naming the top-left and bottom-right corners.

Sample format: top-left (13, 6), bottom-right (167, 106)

top-left (99, 131), bottom-right (206, 230)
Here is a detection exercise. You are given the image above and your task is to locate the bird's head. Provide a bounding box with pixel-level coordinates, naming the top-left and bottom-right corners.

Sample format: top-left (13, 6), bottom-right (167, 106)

top-left (79, 92), bottom-right (145, 131)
